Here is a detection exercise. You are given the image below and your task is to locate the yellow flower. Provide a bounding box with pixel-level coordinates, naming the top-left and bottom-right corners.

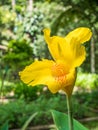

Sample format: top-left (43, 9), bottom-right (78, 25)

top-left (19, 27), bottom-right (92, 96)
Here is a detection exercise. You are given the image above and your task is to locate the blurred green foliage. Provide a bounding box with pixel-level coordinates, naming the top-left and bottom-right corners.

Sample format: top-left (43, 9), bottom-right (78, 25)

top-left (76, 73), bottom-right (98, 89)
top-left (1, 39), bottom-right (33, 82)
top-left (0, 1), bottom-right (98, 129)
top-left (0, 90), bottom-right (98, 129)
top-left (0, 6), bottom-right (16, 44)
top-left (3, 39), bottom-right (33, 69)
top-left (23, 12), bottom-right (43, 39)
top-left (1, 0), bottom-right (98, 73)
top-left (14, 82), bottom-right (43, 101)
top-left (0, 72), bottom-right (98, 129)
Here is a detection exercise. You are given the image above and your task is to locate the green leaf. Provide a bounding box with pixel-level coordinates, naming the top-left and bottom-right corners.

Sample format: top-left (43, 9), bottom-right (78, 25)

top-left (51, 110), bottom-right (88, 130)
top-left (0, 122), bottom-right (9, 130)
top-left (21, 112), bottom-right (38, 130)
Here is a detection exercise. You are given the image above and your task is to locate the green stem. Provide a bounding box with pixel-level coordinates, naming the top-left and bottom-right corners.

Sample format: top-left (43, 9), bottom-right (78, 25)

top-left (66, 95), bottom-right (73, 130)
top-left (0, 75), bottom-right (4, 102)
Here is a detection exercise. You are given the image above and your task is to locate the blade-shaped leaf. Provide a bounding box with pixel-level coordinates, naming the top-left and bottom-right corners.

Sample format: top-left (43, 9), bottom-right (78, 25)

top-left (0, 122), bottom-right (9, 130)
top-left (21, 112), bottom-right (38, 130)
top-left (51, 110), bottom-right (88, 130)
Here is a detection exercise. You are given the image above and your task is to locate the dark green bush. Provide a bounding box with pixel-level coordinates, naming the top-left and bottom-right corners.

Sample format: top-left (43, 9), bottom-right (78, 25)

top-left (14, 82), bottom-right (43, 101)
top-left (3, 39), bottom-right (33, 69)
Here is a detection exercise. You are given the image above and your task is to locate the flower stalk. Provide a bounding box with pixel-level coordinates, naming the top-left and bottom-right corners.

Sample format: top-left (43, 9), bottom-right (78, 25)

top-left (66, 94), bottom-right (73, 130)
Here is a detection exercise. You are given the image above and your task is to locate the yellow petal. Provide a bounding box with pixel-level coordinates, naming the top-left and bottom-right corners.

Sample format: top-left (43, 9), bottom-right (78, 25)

top-left (64, 27), bottom-right (92, 67)
top-left (29, 75), bottom-right (63, 93)
top-left (19, 59), bottom-right (54, 85)
top-left (43, 28), bottom-right (92, 67)
top-left (48, 68), bottom-right (76, 95)
top-left (65, 27), bottom-right (92, 44)
top-left (69, 37), bottom-right (86, 67)
top-left (46, 77), bottom-right (64, 93)
top-left (43, 29), bottom-right (69, 62)
top-left (62, 68), bottom-right (76, 96)
top-left (19, 59), bottom-right (65, 93)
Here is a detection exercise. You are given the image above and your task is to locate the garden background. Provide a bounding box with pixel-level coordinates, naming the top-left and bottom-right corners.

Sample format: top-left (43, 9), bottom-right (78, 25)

top-left (0, 0), bottom-right (98, 130)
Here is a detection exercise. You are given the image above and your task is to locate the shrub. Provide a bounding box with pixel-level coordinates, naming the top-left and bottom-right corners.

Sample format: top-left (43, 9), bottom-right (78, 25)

top-left (14, 82), bottom-right (43, 101)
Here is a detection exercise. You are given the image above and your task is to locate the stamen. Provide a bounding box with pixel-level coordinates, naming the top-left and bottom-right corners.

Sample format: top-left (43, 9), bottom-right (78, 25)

top-left (51, 63), bottom-right (67, 83)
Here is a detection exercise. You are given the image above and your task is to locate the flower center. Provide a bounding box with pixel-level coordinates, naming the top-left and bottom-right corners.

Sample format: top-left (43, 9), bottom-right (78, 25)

top-left (51, 63), bottom-right (67, 83)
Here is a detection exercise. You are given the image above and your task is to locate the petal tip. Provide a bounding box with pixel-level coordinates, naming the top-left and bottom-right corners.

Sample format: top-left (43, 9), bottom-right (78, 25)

top-left (43, 28), bottom-right (50, 36)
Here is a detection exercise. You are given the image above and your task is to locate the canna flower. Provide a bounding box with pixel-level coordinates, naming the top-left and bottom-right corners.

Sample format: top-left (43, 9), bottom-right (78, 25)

top-left (19, 27), bottom-right (92, 96)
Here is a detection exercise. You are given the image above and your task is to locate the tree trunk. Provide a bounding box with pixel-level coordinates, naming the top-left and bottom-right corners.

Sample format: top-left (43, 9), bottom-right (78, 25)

top-left (12, 0), bottom-right (15, 11)
top-left (90, 34), bottom-right (95, 73)
top-left (27, 0), bottom-right (33, 12)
